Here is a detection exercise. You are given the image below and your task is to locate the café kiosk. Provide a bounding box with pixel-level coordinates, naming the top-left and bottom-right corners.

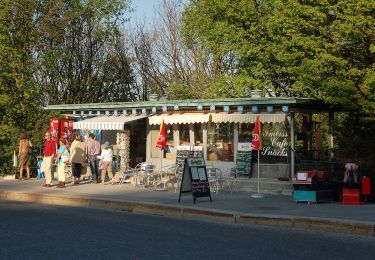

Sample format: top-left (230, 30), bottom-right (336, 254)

top-left (178, 157), bottom-right (212, 203)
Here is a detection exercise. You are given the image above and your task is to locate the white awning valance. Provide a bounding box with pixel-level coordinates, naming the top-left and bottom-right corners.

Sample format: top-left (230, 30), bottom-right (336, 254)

top-left (211, 113), bottom-right (286, 123)
top-left (149, 113), bottom-right (286, 125)
top-left (148, 114), bottom-right (211, 125)
top-left (73, 114), bottom-right (149, 130)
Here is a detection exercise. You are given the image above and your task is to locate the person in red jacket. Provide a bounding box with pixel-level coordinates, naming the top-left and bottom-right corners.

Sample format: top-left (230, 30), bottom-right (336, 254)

top-left (41, 131), bottom-right (56, 187)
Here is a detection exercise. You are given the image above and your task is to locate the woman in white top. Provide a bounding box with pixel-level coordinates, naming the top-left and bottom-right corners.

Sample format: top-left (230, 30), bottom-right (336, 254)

top-left (343, 161), bottom-right (359, 186)
top-left (97, 141), bottom-right (114, 184)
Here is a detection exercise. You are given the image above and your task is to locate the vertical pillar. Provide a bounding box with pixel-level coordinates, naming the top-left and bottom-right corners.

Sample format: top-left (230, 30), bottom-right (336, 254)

top-left (189, 123), bottom-right (194, 147)
top-left (328, 111), bottom-right (334, 160)
top-left (308, 113), bottom-right (313, 157)
top-left (233, 123), bottom-right (239, 163)
top-left (173, 124), bottom-right (178, 155)
top-left (116, 131), bottom-right (130, 171)
top-left (146, 123), bottom-right (151, 161)
top-left (302, 115), bottom-right (308, 157)
top-left (202, 123), bottom-right (207, 161)
top-left (290, 112), bottom-right (295, 180)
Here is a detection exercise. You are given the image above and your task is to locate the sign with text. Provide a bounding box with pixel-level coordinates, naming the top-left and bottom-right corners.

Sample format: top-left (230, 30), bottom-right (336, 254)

top-left (178, 157), bottom-right (212, 203)
top-left (236, 143), bottom-right (253, 176)
top-left (176, 147), bottom-right (204, 176)
top-left (261, 123), bottom-right (289, 157)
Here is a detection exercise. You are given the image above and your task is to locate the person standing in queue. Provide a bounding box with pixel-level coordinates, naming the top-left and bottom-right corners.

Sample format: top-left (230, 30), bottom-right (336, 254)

top-left (86, 133), bottom-right (101, 183)
top-left (41, 132), bottom-right (56, 187)
top-left (18, 132), bottom-right (33, 180)
top-left (55, 138), bottom-right (68, 188)
top-left (97, 141), bottom-right (114, 184)
top-left (343, 159), bottom-right (359, 188)
top-left (69, 134), bottom-right (86, 185)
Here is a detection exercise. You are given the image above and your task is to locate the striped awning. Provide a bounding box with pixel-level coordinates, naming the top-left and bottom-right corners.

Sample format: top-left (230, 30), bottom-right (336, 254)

top-left (73, 114), bottom-right (149, 130)
top-left (148, 113), bottom-right (211, 125)
top-left (149, 113), bottom-right (286, 125)
top-left (211, 113), bottom-right (286, 123)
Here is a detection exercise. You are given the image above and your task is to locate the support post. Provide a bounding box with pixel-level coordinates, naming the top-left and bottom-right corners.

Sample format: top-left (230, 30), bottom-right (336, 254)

top-left (233, 123), bottom-right (239, 163)
top-left (202, 123), bottom-right (207, 161)
top-left (290, 112), bottom-right (295, 180)
top-left (328, 111), bottom-right (334, 160)
top-left (308, 112), bottom-right (313, 157)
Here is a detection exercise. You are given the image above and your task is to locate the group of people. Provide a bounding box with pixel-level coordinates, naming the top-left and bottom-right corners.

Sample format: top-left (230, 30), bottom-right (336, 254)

top-left (18, 131), bottom-right (115, 188)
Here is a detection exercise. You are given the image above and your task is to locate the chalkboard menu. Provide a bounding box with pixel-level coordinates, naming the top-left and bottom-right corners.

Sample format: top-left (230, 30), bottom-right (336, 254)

top-left (176, 146), bottom-right (204, 176)
top-left (178, 157), bottom-right (212, 203)
top-left (236, 143), bottom-right (253, 177)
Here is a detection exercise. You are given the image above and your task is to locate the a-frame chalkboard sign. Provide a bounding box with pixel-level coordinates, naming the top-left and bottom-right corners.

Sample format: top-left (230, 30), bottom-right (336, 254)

top-left (175, 146), bottom-right (204, 177)
top-left (178, 157), bottom-right (212, 203)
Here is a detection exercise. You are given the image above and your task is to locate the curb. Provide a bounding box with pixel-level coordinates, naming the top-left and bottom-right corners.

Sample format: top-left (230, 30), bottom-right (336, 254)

top-left (0, 190), bottom-right (374, 237)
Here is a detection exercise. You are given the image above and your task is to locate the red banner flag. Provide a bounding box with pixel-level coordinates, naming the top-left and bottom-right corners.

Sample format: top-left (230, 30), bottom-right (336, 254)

top-left (156, 119), bottom-right (167, 150)
top-left (252, 116), bottom-right (261, 150)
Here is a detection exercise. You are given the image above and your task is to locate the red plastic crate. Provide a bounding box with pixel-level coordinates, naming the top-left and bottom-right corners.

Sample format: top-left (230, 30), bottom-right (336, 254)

top-left (342, 188), bottom-right (360, 205)
top-left (362, 177), bottom-right (371, 195)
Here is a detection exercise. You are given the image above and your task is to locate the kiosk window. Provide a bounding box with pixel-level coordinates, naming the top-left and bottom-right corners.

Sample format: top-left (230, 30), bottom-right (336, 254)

top-left (239, 123), bottom-right (253, 142)
top-left (194, 124), bottom-right (203, 147)
top-left (179, 124), bottom-right (190, 145)
top-left (207, 123), bottom-right (234, 161)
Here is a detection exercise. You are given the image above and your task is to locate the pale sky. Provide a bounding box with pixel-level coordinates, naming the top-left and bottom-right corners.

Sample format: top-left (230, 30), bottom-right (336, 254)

top-left (129, 0), bottom-right (188, 28)
top-left (130, 0), bottom-right (161, 27)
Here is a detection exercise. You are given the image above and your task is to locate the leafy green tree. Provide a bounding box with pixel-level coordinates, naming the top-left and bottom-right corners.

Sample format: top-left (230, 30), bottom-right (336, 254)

top-left (0, 0), bottom-right (43, 158)
top-left (0, 0), bottom-right (136, 162)
top-left (182, 0), bottom-right (375, 164)
top-left (33, 0), bottom-right (135, 105)
top-left (182, 0), bottom-right (375, 115)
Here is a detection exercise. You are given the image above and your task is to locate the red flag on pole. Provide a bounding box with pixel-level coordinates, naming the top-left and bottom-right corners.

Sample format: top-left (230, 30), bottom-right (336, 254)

top-left (156, 119), bottom-right (167, 150)
top-left (252, 116), bottom-right (261, 150)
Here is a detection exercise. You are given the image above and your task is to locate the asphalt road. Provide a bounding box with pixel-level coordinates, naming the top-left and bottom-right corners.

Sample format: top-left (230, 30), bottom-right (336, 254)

top-left (0, 200), bottom-right (374, 260)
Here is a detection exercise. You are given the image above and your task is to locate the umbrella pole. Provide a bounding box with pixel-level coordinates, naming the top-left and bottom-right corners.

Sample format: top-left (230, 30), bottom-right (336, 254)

top-left (251, 150), bottom-right (264, 198)
top-left (155, 149), bottom-right (167, 191)
top-left (257, 149), bottom-right (260, 194)
top-left (160, 150), bottom-right (163, 188)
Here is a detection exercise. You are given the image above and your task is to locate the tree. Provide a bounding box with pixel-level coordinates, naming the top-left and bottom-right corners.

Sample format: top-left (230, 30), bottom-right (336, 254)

top-left (129, 0), bottom-right (224, 100)
top-left (33, 0), bottom-right (135, 105)
top-left (0, 0), bottom-right (43, 157)
top-left (181, 0), bottom-right (375, 164)
top-left (0, 0), bottom-right (136, 161)
top-left (182, 0), bottom-right (375, 113)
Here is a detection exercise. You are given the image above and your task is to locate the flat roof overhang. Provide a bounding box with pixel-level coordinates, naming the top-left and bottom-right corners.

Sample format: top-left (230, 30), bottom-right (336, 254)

top-left (44, 97), bottom-right (334, 115)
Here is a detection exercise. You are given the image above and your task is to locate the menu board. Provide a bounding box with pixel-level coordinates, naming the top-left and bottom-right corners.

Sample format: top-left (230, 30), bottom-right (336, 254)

top-left (176, 146), bottom-right (204, 176)
top-left (236, 143), bottom-right (253, 176)
top-left (176, 149), bottom-right (192, 176)
top-left (178, 157), bottom-right (212, 203)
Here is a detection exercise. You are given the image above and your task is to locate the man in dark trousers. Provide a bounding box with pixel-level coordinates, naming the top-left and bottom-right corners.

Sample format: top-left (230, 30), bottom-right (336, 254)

top-left (41, 132), bottom-right (56, 187)
top-left (86, 133), bottom-right (101, 183)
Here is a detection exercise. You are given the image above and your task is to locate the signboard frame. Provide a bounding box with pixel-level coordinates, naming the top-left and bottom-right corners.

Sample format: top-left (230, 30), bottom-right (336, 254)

top-left (236, 142), bottom-right (253, 178)
top-left (178, 157), bottom-right (212, 203)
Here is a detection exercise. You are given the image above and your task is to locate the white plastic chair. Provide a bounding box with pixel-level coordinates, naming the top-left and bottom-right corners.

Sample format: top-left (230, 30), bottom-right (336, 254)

top-left (207, 167), bottom-right (221, 194)
top-left (118, 167), bottom-right (137, 185)
top-left (135, 162), bottom-right (155, 188)
top-left (220, 168), bottom-right (239, 193)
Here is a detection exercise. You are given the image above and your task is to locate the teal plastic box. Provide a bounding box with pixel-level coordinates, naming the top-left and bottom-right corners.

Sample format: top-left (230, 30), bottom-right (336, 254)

top-left (293, 190), bottom-right (334, 203)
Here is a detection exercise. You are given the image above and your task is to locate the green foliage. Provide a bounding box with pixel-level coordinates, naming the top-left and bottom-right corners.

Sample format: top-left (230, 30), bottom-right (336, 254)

top-left (181, 0), bottom-right (375, 163)
top-left (33, 0), bottom-right (134, 105)
top-left (0, 0), bottom-right (43, 157)
top-left (0, 0), bottom-right (134, 160)
top-left (182, 0), bottom-right (375, 114)
top-left (200, 75), bottom-right (262, 99)
top-left (335, 113), bottom-right (375, 168)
